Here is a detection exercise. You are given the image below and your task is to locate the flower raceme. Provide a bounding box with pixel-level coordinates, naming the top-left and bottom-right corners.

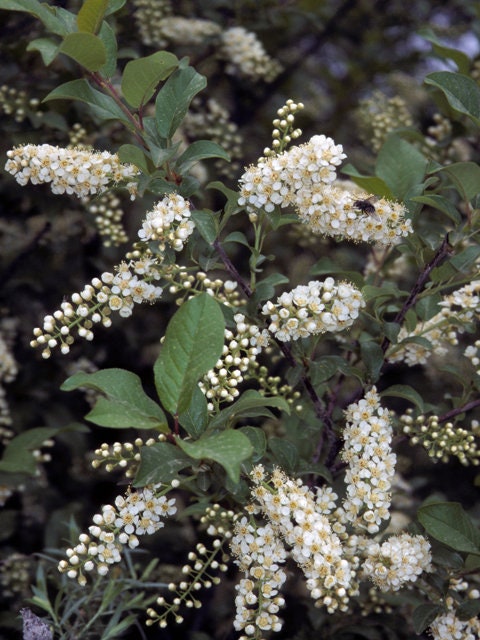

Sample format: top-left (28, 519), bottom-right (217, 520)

top-left (30, 194), bottom-right (194, 358)
top-left (388, 280), bottom-right (480, 367)
top-left (58, 483), bottom-right (177, 585)
top-left (5, 143), bottom-right (139, 199)
top-left (231, 388), bottom-right (432, 635)
top-left (262, 278), bottom-right (365, 342)
top-left (238, 134), bottom-right (412, 245)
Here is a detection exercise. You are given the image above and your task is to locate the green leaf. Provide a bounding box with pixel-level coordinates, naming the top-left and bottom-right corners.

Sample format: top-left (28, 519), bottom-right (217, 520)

top-left (77, 0), bottom-right (108, 33)
top-left (191, 209), bottom-right (219, 244)
top-left (121, 51), bottom-right (179, 109)
top-left (450, 245), bottom-right (480, 273)
top-left (380, 384), bottom-right (425, 413)
top-left (383, 321), bottom-right (401, 343)
top-left (239, 426), bottom-right (267, 462)
top-left (0, 0), bottom-right (70, 35)
top-left (104, 0), bottom-right (125, 15)
top-left (376, 135), bottom-right (428, 200)
top-left (61, 369), bottom-right (168, 431)
top-left (309, 356), bottom-right (344, 384)
top-left (154, 293), bottom-right (225, 415)
top-left (208, 390), bottom-right (290, 431)
top-left (432, 162), bottom-right (480, 202)
top-left (418, 28), bottom-right (471, 74)
top-left (117, 144), bottom-right (151, 173)
top-left (97, 20), bottom-right (117, 78)
top-left (310, 257), bottom-right (366, 288)
top-left (155, 66), bottom-right (207, 139)
top-left (457, 599), bottom-right (480, 621)
top-left (412, 603), bottom-right (443, 635)
top-left (340, 164), bottom-right (394, 199)
top-left (418, 502), bottom-right (480, 555)
top-left (133, 442), bottom-right (192, 486)
top-left (425, 71), bottom-right (480, 128)
top-left (43, 79), bottom-right (131, 125)
top-left (176, 140), bottom-right (230, 173)
top-left (268, 437), bottom-right (298, 473)
top-left (26, 37), bottom-right (59, 66)
top-left (206, 181), bottom-right (241, 220)
top-left (410, 195), bottom-right (461, 224)
top-left (0, 427), bottom-right (58, 474)
top-left (176, 430), bottom-right (253, 484)
top-left (359, 339), bottom-right (384, 382)
top-left (59, 32), bottom-right (106, 71)
top-left (178, 386), bottom-right (209, 438)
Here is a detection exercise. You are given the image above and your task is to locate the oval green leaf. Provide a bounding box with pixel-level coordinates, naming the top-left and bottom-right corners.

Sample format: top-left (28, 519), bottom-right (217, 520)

top-left (176, 430), bottom-right (253, 484)
top-left (61, 368), bottom-right (168, 431)
top-left (77, 0), bottom-right (108, 33)
top-left (418, 501), bottom-right (480, 555)
top-left (133, 442), bottom-right (192, 487)
top-left (59, 32), bottom-right (106, 71)
top-left (425, 71), bottom-right (480, 128)
top-left (121, 51), bottom-right (179, 109)
top-left (154, 293), bottom-right (225, 415)
top-left (176, 140), bottom-right (230, 173)
top-left (155, 66), bottom-right (207, 139)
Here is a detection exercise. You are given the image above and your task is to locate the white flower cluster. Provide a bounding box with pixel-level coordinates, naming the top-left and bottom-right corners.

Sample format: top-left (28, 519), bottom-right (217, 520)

top-left (238, 134), bottom-right (412, 245)
top-left (262, 278), bottom-right (365, 342)
top-left (230, 517), bottom-right (287, 637)
top-left (250, 466), bottom-right (359, 613)
top-left (5, 144), bottom-right (138, 199)
top-left (430, 596), bottom-right (480, 640)
top-left (153, 16), bottom-right (221, 46)
top-left (138, 193), bottom-right (195, 251)
top-left (232, 389), bottom-right (433, 638)
top-left (219, 26), bottom-right (282, 82)
top-left (199, 314), bottom-right (270, 409)
top-left (360, 534), bottom-right (432, 591)
top-left (58, 484), bottom-right (177, 584)
top-left (132, 0), bottom-right (172, 46)
top-left (31, 194), bottom-right (198, 357)
top-left (31, 259), bottom-right (163, 358)
top-left (336, 387), bottom-right (396, 534)
top-left (388, 281), bottom-right (480, 367)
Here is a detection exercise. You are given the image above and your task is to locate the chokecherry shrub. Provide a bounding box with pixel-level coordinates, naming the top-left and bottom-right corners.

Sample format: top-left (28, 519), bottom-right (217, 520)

top-left (0, 2), bottom-right (479, 640)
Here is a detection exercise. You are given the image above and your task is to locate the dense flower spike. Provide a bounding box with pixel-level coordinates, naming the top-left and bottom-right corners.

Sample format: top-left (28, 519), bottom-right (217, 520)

top-left (388, 280), bottom-right (480, 366)
top-left (30, 195), bottom-right (198, 357)
top-left (230, 518), bottom-right (287, 637)
top-left (250, 466), bottom-right (359, 613)
top-left (30, 261), bottom-right (163, 358)
top-left (138, 193), bottom-right (195, 251)
top-left (219, 26), bottom-right (282, 82)
top-left (5, 144), bottom-right (139, 199)
top-left (239, 134), bottom-right (412, 244)
top-left (262, 278), bottom-right (365, 342)
top-left (361, 534), bottom-right (432, 591)
top-left (150, 16), bottom-right (221, 47)
top-left (58, 484), bottom-right (177, 584)
top-left (132, 0), bottom-right (172, 46)
top-left (336, 387), bottom-right (396, 533)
